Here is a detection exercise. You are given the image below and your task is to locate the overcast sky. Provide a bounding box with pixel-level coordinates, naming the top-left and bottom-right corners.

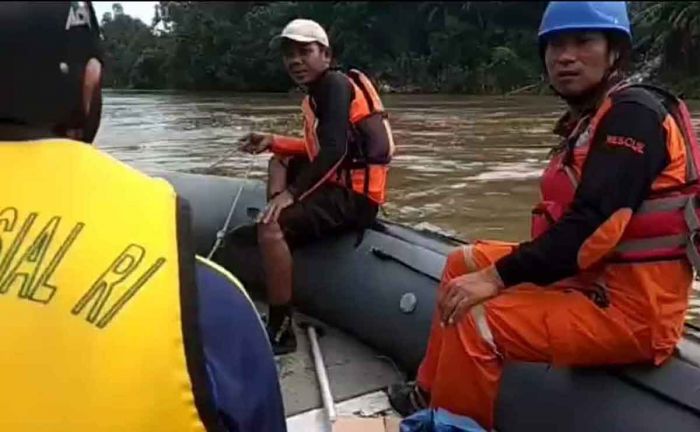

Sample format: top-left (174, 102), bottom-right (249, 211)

top-left (93, 2), bottom-right (158, 25)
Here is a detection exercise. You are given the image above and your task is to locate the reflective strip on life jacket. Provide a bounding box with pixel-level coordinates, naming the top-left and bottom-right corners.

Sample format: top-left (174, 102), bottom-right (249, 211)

top-left (636, 195), bottom-right (695, 213)
top-left (471, 304), bottom-right (501, 356)
top-left (615, 234), bottom-right (687, 255)
top-left (462, 244), bottom-right (478, 272)
top-left (564, 165), bottom-right (579, 188)
top-left (613, 197), bottom-right (700, 270)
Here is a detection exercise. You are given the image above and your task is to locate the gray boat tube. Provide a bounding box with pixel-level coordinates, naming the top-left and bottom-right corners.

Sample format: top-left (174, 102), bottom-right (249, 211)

top-left (153, 170), bottom-right (700, 432)
top-left (152, 169), bottom-right (455, 373)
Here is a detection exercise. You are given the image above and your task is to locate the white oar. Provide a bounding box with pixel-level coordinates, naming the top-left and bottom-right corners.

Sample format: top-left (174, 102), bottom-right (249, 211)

top-left (307, 324), bottom-right (337, 424)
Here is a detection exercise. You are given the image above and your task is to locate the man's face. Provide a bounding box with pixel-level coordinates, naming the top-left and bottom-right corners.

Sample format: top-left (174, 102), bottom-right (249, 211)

top-left (545, 31), bottom-right (615, 98)
top-left (281, 40), bottom-right (331, 85)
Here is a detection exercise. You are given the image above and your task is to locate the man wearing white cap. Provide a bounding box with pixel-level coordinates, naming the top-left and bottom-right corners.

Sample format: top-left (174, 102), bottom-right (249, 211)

top-left (275, 18), bottom-right (330, 49)
top-left (239, 18), bottom-right (395, 355)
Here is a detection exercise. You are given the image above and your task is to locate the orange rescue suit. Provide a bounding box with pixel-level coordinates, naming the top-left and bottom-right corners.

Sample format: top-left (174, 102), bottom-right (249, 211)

top-left (416, 84), bottom-right (697, 429)
top-left (270, 69), bottom-right (395, 204)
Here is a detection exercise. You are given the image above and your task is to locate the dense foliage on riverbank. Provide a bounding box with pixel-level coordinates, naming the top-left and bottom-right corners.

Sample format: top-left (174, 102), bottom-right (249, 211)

top-left (101, 2), bottom-right (700, 96)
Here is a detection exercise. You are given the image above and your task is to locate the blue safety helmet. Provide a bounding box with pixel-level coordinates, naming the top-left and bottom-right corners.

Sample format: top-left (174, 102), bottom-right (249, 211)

top-left (538, 1), bottom-right (631, 44)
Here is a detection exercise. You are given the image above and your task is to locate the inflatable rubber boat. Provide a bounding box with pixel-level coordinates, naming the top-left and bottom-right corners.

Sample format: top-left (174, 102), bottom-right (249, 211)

top-left (155, 170), bottom-right (700, 432)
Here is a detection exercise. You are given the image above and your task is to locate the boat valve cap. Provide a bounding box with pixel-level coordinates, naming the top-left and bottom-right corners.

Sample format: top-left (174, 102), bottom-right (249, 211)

top-left (400, 293), bottom-right (417, 314)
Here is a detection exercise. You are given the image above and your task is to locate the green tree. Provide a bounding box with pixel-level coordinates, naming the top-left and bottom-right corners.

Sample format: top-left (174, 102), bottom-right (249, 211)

top-left (97, 1), bottom-right (700, 96)
top-left (101, 3), bottom-right (157, 88)
top-left (634, 1), bottom-right (700, 95)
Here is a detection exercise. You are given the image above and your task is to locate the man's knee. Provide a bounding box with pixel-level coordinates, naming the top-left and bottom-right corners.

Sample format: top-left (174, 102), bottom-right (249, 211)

top-left (443, 245), bottom-right (477, 277)
top-left (446, 247), bottom-right (465, 269)
top-left (442, 245), bottom-right (479, 285)
top-left (257, 222), bottom-right (286, 245)
top-left (267, 156), bottom-right (290, 199)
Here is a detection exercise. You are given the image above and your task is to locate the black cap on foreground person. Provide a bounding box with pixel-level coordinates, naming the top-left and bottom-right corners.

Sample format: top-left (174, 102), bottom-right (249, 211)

top-left (0, 1), bottom-right (103, 143)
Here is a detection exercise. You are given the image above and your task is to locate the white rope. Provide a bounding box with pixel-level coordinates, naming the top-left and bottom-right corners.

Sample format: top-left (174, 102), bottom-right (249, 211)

top-left (207, 145), bottom-right (238, 171)
top-left (206, 157), bottom-right (256, 259)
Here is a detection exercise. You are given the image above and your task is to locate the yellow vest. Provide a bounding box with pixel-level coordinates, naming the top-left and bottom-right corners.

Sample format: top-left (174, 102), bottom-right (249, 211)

top-left (0, 139), bottom-right (220, 431)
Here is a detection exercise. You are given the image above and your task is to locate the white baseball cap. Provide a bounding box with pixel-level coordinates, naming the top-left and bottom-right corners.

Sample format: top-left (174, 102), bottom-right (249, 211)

top-left (272, 18), bottom-right (329, 48)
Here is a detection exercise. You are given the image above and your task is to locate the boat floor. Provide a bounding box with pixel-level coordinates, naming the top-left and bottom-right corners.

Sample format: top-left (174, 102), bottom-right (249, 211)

top-left (274, 311), bottom-right (402, 417)
top-left (252, 304), bottom-right (403, 429)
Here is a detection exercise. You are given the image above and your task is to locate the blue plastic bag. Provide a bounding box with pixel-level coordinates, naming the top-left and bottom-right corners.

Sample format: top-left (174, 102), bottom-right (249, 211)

top-left (400, 408), bottom-right (487, 432)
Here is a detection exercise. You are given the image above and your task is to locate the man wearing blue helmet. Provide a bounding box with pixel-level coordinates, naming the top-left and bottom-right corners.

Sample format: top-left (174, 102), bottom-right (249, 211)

top-left (389, 2), bottom-right (699, 429)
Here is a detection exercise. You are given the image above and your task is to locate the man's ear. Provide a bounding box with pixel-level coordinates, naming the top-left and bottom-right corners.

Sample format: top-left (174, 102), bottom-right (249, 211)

top-left (69, 57), bottom-right (102, 143)
top-left (83, 58), bottom-right (102, 115)
top-left (322, 45), bottom-right (332, 66)
top-left (608, 49), bottom-right (620, 68)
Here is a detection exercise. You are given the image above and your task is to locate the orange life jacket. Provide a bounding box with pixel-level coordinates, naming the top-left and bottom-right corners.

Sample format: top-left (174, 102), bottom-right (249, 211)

top-left (301, 69), bottom-right (395, 204)
top-left (532, 83), bottom-right (700, 269)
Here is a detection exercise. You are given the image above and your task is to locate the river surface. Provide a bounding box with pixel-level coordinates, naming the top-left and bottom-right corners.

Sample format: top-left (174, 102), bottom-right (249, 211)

top-left (96, 90), bottom-right (699, 327)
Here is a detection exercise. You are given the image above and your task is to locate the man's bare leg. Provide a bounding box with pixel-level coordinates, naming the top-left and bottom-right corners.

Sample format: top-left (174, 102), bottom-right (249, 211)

top-left (267, 155), bottom-right (289, 199)
top-left (258, 155), bottom-right (296, 354)
top-left (258, 221), bottom-right (294, 307)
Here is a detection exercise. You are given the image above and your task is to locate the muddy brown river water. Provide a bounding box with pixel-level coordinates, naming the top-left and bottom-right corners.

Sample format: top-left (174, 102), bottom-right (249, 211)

top-left (96, 90), bottom-right (700, 326)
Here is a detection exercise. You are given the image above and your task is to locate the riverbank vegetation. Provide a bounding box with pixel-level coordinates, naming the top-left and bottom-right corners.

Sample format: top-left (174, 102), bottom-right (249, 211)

top-left (100, 1), bottom-right (700, 97)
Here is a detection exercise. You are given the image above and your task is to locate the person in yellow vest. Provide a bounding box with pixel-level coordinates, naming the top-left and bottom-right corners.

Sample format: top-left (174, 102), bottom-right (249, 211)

top-left (0, 3), bottom-right (286, 431)
top-left (238, 18), bottom-right (395, 355)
